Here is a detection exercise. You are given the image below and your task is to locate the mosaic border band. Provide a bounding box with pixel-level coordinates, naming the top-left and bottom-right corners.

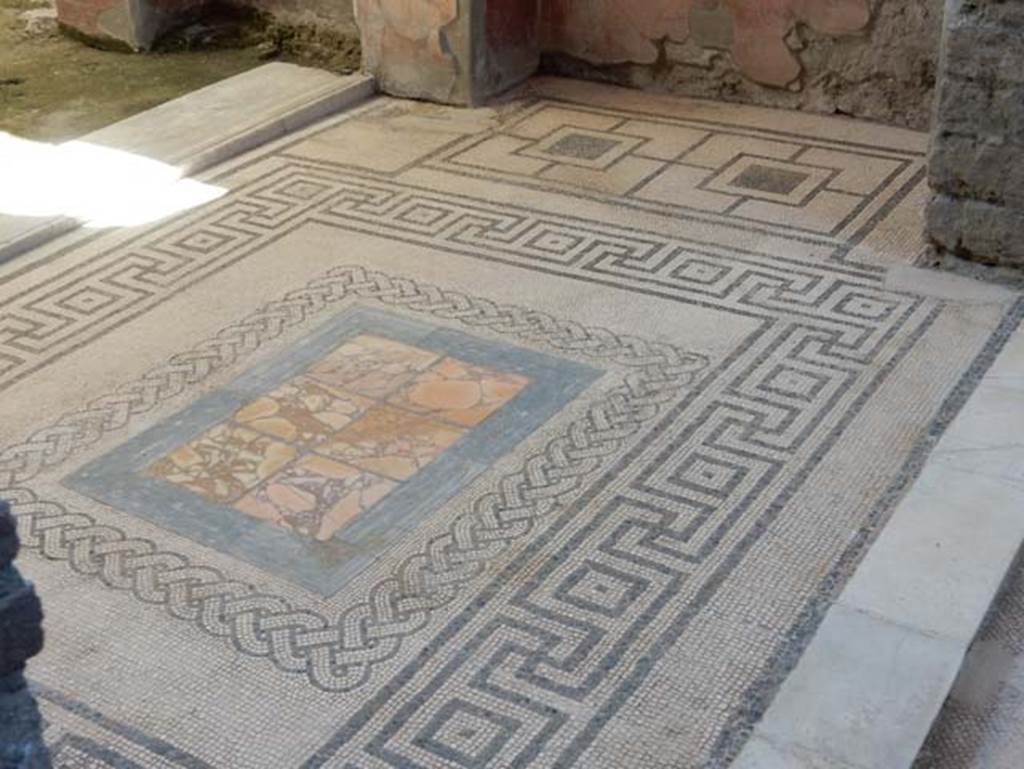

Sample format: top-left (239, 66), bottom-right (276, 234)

top-left (1, 266), bottom-right (708, 691)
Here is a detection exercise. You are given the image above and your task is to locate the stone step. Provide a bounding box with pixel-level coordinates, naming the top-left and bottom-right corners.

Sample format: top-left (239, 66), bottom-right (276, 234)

top-left (732, 272), bottom-right (1024, 769)
top-left (0, 63), bottom-right (374, 264)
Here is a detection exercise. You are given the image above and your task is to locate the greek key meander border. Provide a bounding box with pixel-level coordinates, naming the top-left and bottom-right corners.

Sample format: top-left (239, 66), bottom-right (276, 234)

top-left (297, 297), bottom-right (961, 768)
top-left (1, 139), bottom-right (903, 393)
top-left (1, 266), bottom-right (709, 691)
top-left (708, 295), bottom-right (1024, 768)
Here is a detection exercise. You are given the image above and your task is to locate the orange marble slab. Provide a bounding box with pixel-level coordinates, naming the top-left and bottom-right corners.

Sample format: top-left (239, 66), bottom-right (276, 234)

top-left (232, 377), bottom-right (374, 448)
top-left (147, 333), bottom-right (530, 541)
top-left (148, 424), bottom-right (297, 503)
top-left (388, 357), bottom-right (530, 427)
top-left (317, 404), bottom-right (465, 480)
top-left (234, 455), bottom-right (395, 541)
top-left (307, 334), bottom-right (440, 398)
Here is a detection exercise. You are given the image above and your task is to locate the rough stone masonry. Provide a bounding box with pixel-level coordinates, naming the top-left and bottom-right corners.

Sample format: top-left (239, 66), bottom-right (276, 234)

top-left (927, 0), bottom-right (1024, 267)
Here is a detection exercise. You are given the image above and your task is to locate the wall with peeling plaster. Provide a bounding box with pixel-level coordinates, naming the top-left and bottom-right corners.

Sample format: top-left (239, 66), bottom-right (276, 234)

top-left (54, 0), bottom-right (941, 129)
top-left (353, 0), bottom-right (940, 126)
top-left (540, 0), bottom-right (942, 130)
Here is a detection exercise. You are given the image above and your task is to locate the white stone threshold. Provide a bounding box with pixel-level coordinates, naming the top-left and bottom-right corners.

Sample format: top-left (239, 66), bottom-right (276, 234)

top-left (0, 63), bottom-right (374, 264)
top-left (734, 278), bottom-right (1024, 768)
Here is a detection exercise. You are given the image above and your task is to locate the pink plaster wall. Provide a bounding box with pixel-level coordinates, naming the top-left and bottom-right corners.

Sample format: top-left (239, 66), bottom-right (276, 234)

top-left (352, 0), bottom-right (936, 126)
top-left (355, 0), bottom-right (462, 101)
top-left (540, 0), bottom-right (870, 87)
top-left (353, 0), bottom-right (875, 102)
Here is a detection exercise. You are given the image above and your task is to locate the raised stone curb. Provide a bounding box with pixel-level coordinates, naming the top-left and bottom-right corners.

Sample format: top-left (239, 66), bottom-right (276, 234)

top-left (0, 63), bottom-right (375, 265)
top-left (732, 298), bottom-right (1024, 768)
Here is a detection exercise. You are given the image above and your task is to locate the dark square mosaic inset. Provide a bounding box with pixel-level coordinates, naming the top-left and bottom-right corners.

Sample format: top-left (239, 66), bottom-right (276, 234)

top-left (414, 699), bottom-right (521, 768)
top-left (546, 132), bottom-right (622, 161)
top-left (729, 163), bottom-right (810, 195)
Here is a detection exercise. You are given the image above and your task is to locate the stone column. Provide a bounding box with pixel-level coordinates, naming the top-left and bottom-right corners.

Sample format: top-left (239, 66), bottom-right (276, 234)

top-left (927, 0), bottom-right (1024, 268)
top-left (0, 500), bottom-right (50, 769)
top-left (356, 0), bottom-right (540, 105)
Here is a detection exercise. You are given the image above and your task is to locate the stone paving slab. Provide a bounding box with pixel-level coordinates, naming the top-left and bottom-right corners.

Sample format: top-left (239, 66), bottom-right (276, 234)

top-left (0, 63), bottom-right (374, 264)
top-left (750, 603), bottom-right (964, 768)
top-left (1, 79), bottom-right (1020, 769)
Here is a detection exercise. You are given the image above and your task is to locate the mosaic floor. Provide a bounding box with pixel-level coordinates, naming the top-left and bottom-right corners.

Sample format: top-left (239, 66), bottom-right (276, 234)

top-left (2, 78), bottom-right (1020, 768)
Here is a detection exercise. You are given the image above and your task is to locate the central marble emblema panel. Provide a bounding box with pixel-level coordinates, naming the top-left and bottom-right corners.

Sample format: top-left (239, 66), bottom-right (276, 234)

top-left (68, 308), bottom-right (600, 594)
top-left (149, 333), bottom-right (528, 540)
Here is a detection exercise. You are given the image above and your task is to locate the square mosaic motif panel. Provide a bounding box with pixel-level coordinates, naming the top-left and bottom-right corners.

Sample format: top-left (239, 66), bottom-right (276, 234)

top-left (430, 100), bottom-right (923, 238)
top-left (68, 308), bottom-right (599, 594)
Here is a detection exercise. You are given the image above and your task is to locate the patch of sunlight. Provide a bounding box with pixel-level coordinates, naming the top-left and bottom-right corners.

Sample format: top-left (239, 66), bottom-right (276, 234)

top-left (0, 132), bottom-right (226, 228)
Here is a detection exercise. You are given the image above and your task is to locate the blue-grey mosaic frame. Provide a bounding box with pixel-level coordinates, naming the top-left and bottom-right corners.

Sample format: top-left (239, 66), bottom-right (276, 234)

top-left (66, 306), bottom-right (601, 595)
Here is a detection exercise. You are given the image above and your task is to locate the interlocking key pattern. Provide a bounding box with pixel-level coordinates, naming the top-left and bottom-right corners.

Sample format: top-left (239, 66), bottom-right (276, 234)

top-left (1, 145), bottom-right (919, 395)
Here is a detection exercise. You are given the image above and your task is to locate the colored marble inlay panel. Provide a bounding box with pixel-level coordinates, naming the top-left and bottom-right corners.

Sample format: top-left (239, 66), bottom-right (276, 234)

top-left (389, 357), bottom-right (531, 427)
top-left (235, 455), bottom-right (396, 541)
top-left (232, 377), bottom-right (374, 447)
top-left (319, 405), bottom-right (465, 480)
top-left (67, 307), bottom-right (602, 595)
top-left (308, 334), bottom-right (440, 397)
top-left (148, 424), bottom-right (296, 503)
top-left (150, 335), bottom-right (521, 536)
top-left (150, 335), bottom-right (516, 536)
